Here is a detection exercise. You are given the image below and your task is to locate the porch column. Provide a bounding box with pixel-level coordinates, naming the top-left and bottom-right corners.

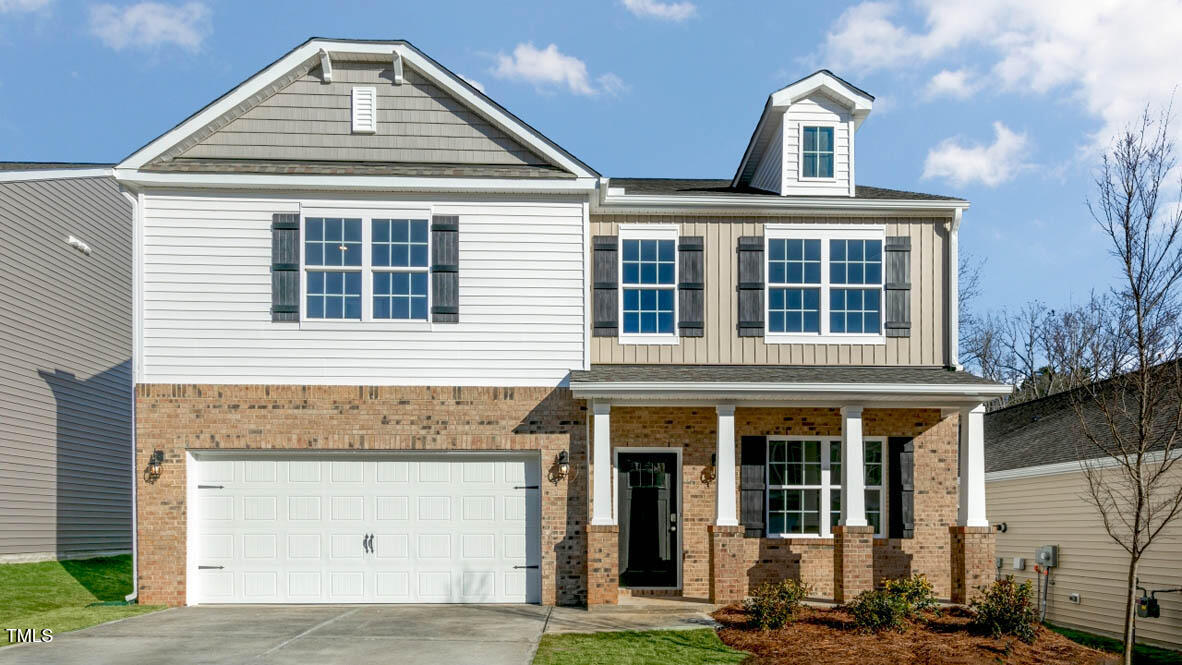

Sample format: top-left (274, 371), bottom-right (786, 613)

top-left (839, 406), bottom-right (867, 527)
top-left (715, 404), bottom-right (738, 526)
top-left (591, 401), bottom-right (614, 526)
top-left (958, 404), bottom-right (988, 527)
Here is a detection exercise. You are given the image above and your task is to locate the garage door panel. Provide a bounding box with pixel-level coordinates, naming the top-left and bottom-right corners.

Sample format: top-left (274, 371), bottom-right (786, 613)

top-left (375, 495), bottom-right (409, 520)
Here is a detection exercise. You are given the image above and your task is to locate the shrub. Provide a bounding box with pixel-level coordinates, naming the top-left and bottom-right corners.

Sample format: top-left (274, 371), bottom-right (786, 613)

top-left (846, 589), bottom-right (909, 633)
top-left (744, 578), bottom-right (810, 630)
top-left (883, 573), bottom-right (939, 618)
top-left (970, 576), bottom-right (1039, 643)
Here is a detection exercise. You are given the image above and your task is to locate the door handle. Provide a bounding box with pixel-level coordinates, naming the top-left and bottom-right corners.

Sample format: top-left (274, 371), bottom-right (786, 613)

top-left (362, 534), bottom-right (371, 554)
top-left (369, 534), bottom-right (375, 556)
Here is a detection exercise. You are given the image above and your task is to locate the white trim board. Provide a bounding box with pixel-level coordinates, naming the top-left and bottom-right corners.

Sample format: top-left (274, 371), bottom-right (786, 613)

top-left (0, 168), bottom-right (113, 183)
top-left (571, 381), bottom-right (1013, 400)
top-left (115, 170), bottom-right (599, 194)
top-left (985, 449), bottom-right (1179, 482)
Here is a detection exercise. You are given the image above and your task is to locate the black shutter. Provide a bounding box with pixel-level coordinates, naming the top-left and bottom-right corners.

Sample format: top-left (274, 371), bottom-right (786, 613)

top-left (431, 215), bottom-right (459, 323)
top-left (678, 236), bottom-right (704, 337)
top-left (888, 437), bottom-right (915, 538)
top-left (592, 235), bottom-right (618, 337)
top-left (737, 236), bottom-right (764, 337)
top-left (271, 213), bottom-right (300, 322)
top-left (884, 236), bottom-right (911, 338)
top-left (740, 435), bottom-right (767, 537)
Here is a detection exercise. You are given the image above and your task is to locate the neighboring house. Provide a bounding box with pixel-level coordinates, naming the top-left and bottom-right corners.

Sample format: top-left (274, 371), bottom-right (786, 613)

top-left (109, 38), bottom-right (1009, 607)
top-left (986, 387), bottom-right (1182, 649)
top-left (0, 163), bottom-right (134, 562)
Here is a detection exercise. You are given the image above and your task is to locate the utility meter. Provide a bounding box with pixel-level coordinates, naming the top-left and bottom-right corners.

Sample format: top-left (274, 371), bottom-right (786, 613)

top-left (1138, 596), bottom-right (1161, 619)
top-left (1036, 545), bottom-right (1058, 568)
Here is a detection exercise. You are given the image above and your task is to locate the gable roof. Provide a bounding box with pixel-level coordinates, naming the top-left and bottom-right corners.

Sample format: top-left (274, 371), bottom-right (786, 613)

top-left (732, 70), bottom-right (874, 189)
top-left (116, 38), bottom-right (597, 179)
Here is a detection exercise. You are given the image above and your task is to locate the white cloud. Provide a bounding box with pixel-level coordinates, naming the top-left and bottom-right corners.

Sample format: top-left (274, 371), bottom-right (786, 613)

top-left (460, 75), bottom-right (485, 93)
top-left (0, 0), bottom-right (49, 12)
top-left (89, 2), bottom-right (210, 51)
top-left (925, 68), bottom-right (979, 100)
top-left (922, 121), bottom-right (1029, 187)
top-left (821, 0), bottom-right (1182, 151)
top-left (621, 0), bottom-right (696, 21)
top-left (491, 43), bottom-right (623, 96)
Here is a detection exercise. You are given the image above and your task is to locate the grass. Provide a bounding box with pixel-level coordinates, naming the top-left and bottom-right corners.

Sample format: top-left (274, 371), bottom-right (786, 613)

top-left (532, 629), bottom-right (749, 665)
top-left (1046, 623), bottom-right (1182, 665)
top-left (0, 555), bottom-right (162, 646)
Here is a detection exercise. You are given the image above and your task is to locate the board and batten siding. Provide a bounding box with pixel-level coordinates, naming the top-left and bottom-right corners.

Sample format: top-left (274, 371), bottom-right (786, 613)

top-left (987, 467), bottom-right (1182, 649)
top-left (590, 215), bottom-right (949, 366)
top-left (783, 95), bottom-right (852, 197)
top-left (176, 62), bottom-right (551, 166)
top-left (0, 176), bottom-right (133, 560)
top-left (139, 192), bottom-right (586, 386)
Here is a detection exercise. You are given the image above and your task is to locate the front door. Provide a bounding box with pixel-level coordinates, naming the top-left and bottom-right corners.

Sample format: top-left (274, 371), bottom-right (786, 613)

top-left (617, 451), bottom-right (679, 588)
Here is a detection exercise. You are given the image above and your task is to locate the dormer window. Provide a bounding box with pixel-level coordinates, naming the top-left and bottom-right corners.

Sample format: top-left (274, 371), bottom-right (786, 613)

top-left (801, 126), bottom-right (834, 179)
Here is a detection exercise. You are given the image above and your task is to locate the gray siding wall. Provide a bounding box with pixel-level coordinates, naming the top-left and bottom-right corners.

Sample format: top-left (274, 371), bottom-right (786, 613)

top-left (0, 176), bottom-right (133, 559)
top-left (177, 61), bottom-right (551, 166)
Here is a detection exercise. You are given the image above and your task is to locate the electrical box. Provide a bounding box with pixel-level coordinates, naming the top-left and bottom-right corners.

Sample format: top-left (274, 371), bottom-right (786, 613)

top-left (1138, 596), bottom-right (1161, 618)
top-left (1036, 545), bottom-right (1058, 567)
top-left (1013, 557), bottom-right (1025, 570)
top-left (995, 557), bottom-right (1004, 569)
top-left (1068, 593), bottom-right (1081, 604)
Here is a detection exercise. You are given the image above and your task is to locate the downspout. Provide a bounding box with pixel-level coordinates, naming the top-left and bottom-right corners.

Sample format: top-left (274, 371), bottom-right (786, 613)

top-left (948, 209), bottom-right (962, 370)
top-left (120, 186), bottom-right (141, 603)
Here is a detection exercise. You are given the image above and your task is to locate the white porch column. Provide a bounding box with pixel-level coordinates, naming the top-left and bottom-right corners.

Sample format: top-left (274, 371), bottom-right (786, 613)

top-left (715, 404), bottom-right (739, 526)
top-left (958, 404), bottom-right (989, 527)
top-left (839, 406), bottom-right (868, 527)
top-left (591, 401), bottom-right (615, 526)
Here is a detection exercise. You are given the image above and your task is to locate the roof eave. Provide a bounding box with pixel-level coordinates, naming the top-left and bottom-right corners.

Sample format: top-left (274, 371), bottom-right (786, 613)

top-left (594, 191), bottom-right (970, 215)
top-left (570, 381), bottom-right (1013, 404)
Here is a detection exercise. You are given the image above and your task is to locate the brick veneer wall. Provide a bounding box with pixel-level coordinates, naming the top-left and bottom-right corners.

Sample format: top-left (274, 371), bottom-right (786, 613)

top-left (950, 526), bottom-right (996, 603)
top-left (596, 406), bottom-right (960, 602)
top-left (586, 525), bottom-right (620, 605)
top-left (135, 384), bottom-right (587, 607)
top-left (708, 525), bottom-right (746, 604)
top-left (833, 525), bottom-right (875, 602)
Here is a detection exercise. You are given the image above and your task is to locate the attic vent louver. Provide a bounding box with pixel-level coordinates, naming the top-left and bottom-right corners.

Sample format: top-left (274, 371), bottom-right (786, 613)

top-left (351, 86), bottom-right (377, 134)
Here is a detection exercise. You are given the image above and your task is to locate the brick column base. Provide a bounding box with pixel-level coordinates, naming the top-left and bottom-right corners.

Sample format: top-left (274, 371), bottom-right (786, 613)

top-left (950, 525), bottom-right (995, 604)
top-left (708, 525), bottom-right (746, 605)
top-left (833, 525), bottom-right (875, 603)
top-left (586, 525), bottom-right (620, 606)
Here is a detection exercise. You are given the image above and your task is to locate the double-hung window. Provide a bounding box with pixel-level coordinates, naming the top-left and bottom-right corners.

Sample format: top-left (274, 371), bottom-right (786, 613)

top-left (767, 438), bottom-right (885, 538)
top-left (302, 212), bottom-right (431, 322)
top-left (801, 125), bottom-right (835, 179)
top-left (764, 225), bottom-right (885, 343)
top-left (618, 225), bottom-right (678, 343)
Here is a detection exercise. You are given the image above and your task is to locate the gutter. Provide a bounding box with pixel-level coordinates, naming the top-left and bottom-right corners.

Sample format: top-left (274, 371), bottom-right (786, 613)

top-left (0, 168), bottom-right (113, 183)
top-left (113, 169), bottom-right (598, 194)
top-left (570, 381), bottom-right (1013, 401)
top-left (594, 192), bottom-right (970, 216)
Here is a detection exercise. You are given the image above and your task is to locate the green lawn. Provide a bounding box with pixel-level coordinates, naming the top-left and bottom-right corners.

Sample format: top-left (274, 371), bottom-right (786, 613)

top-left (0, 555), bottom-right (163, 646)
top-left (1046, 623), bottom-right (1182, 665)
top-left (532, 629), bottom-right (748, 665)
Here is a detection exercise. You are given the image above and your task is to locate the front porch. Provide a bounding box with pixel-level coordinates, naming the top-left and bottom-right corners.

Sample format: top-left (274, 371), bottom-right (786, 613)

top-left (570, 365), bottom-right (1010, 607)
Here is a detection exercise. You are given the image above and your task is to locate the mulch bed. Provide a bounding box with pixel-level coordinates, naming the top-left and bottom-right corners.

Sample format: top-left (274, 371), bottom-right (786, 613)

top-left (712, 605), bottom-right (1118, 665)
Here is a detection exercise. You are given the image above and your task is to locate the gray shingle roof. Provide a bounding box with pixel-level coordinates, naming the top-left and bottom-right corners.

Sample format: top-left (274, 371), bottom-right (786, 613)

top-left (141, 159), bottom-right (575, 179)
top-left (0, 162), bottom-right (112, 171)
top-left (570, 364), bottom-right (1003, 386)
top-left (607, 178), bottom-right (964, 202)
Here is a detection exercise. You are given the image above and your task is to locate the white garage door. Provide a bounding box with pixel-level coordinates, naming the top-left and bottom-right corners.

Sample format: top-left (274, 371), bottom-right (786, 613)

top-left (189, 453), bottom-right (541, 604)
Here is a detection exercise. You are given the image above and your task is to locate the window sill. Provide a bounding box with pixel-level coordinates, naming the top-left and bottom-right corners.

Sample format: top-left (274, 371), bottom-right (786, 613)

top-left (797, 176), bottom-right (839, 183)
top-left (764, 333), bottom-right (886, 345)
top-left (297, 320), bottom-right (434, 332)
top-left (618, 334), bottom-right (681, 346)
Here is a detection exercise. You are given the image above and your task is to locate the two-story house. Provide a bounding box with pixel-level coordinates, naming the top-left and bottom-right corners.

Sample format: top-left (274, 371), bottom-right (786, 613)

top-left (119, 39), bottom-right (1008, 608)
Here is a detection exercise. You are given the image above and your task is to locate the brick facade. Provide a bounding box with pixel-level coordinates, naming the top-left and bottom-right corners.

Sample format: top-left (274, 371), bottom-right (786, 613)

top-left (135, 384), bottom-right (587, 607)
top-left (708, 525), bottom-right (746, 604)
top-left (586, 525), bottom-right (620, 605)
top-left (950, 525), bottom-right (996, 603)
top-left (833, 525), bottom-right (875, 602)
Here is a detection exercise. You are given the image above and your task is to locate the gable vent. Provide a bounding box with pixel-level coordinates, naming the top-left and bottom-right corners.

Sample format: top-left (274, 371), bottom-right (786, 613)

top-left (351, 86), bottom-right (377, 134)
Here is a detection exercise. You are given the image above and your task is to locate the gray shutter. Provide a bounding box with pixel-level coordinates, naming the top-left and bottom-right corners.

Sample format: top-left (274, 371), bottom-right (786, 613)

top-left (888, 437), bottom-right (915, 539)
top-left (431, 215), bottom-right (459, 323)
top-left (884, 236), bottom-right (911, 337)
top-left (736, 236), bottom-right (764, 337)
top-left (678, 236), bottom-right (704, 337)
top-left (592, 236), bottom-right (618, 337)
top-left (271, 213), bottom-right (299, 322)
top-left (740, 436), bottom-right (767, 537)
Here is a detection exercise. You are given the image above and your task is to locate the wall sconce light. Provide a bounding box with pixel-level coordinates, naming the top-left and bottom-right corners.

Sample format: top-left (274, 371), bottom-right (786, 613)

top-left (701, 453), bottom-right (717, 486)
top-left (994, 522), bottom-right (1008, 533)
top-left (146, 450), bottom-right (164, 483)
top-left (548, 450), bottom-right (574, 485)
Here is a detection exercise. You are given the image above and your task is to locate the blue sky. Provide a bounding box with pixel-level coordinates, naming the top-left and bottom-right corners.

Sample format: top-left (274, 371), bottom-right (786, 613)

top-left (1, 0), bottom-right (1180, 316)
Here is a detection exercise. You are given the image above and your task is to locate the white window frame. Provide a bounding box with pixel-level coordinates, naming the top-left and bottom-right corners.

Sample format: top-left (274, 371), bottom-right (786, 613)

top-left (798, 123), bottom-right (838, 182)
top-left (618, 224), bottom-right (679, 345)
top-left (764, 223), bottom-right (886, 345)
top-left (299, 208), bottom-right (433, 328)
top-left (765, 436), bottom-right (885, 539)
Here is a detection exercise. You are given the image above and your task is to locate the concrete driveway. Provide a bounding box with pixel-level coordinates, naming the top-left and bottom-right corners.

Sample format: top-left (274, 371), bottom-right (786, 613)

top-left (0, 605), bottom-right (552, 665)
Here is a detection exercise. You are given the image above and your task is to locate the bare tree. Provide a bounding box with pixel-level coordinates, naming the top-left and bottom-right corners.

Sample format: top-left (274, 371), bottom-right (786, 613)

top-left (1074, 103), bottom-right (1182, 665)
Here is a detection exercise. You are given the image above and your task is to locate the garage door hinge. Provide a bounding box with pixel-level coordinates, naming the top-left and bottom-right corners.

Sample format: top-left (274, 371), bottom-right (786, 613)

top-left (515, 485), bottom-right (540, 490)
top-left (197, 565), bottom-right (224, 570)
top-left (513, 565), bottom-right (539, 569)
top-left (197, 485), bottom-right (224, 489)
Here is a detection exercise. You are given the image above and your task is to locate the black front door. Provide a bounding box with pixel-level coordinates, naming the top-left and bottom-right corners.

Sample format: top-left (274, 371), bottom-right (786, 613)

top-left (617, 452), bottom-right (678, 588)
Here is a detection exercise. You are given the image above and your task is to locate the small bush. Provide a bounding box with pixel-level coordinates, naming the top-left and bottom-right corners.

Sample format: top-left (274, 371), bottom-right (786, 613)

top-left (970, 576), bottom-right (1038, 643)
top-left (744, 579), bottom-right (810, 630)
top-left (847, 589), bottom-right (909, 633)
top-left (883, 573), bottom-right (939, 618)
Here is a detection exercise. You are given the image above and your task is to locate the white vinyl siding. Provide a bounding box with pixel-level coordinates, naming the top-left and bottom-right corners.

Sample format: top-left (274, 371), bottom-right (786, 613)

top-left (782, 94), bottom-right (852, 196)
top-left (139, 192), bottom-right (586, 386)
top-left (750, 122), bottom-right (784, 194)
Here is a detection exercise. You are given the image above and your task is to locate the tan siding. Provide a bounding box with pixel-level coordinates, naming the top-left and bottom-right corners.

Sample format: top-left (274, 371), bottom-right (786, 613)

top-left (987, 468), bottom-right (1182, 649)
top-left (591, 215), bottom-right (949, 365)
top-left (176, 61), bottom-right (551, 166)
